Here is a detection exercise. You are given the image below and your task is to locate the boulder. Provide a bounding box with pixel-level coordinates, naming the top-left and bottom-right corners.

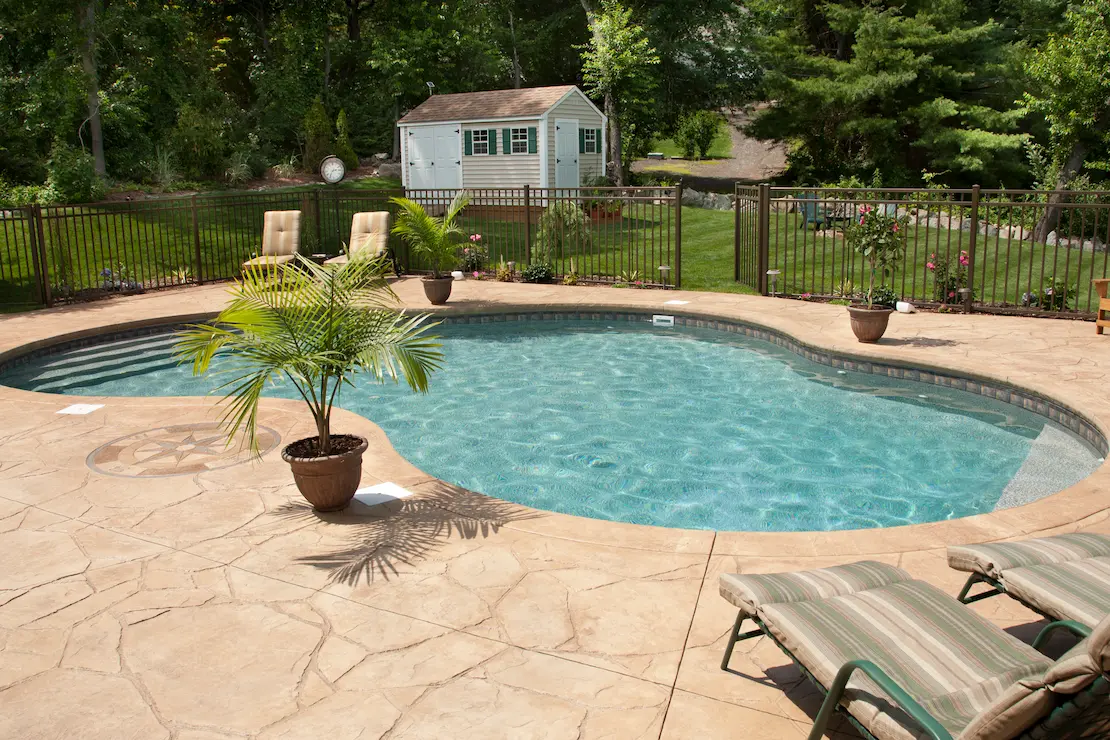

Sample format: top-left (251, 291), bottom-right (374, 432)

top-left (706, 192), bottom-right (734, 211)
top-left (373, 153), bottom-right (390, 161)
top-left (681, 187), bottom-right (706, 208)
top-left (376, 162), bottom-right (402, 180)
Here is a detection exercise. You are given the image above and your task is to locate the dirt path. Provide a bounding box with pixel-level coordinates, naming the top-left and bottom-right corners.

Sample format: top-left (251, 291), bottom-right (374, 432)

top-left (632, 106), bottom-right (786, 192)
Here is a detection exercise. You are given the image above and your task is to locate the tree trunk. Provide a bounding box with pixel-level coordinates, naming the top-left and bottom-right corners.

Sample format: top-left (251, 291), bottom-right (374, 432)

top-left (345, 0), bottom-right (361, 41)
top-left (605, 94), bottom-right (623, 186)
top-left (323, 27), bottom-right (331, 90)
top-left (392, 99), bottom-right (401, 161)
top-left (1035, 141), bottom-right (1087, 244)
top-left (79, 1), bottom-right (105, 176)
top-left (508, 13), bottom-right (522, 88)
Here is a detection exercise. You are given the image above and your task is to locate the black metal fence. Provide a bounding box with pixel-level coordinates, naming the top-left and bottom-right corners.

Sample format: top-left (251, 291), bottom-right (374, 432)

top-left (735, 184), bottom-right (1110, 317)
top-left (0, 185), bottom-right (680, 307)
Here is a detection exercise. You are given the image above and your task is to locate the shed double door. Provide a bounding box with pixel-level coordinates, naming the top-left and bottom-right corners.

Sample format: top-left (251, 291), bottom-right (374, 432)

top-left (408, 125), bottom-right (461, 190)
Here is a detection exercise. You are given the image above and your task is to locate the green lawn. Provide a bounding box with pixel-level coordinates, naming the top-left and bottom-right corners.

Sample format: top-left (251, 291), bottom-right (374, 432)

top-left (650, 126), bottom-right (733, 160)
top-left (676, 207), bottom-right (757, 294)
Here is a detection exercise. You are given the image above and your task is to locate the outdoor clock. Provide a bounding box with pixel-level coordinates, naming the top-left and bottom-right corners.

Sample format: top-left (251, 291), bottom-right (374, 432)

top-left (319, 155), bottom-right (346, 184)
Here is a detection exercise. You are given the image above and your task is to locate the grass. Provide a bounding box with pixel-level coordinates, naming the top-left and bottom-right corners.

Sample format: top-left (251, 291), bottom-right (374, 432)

top-left (676, 208), bottom-right (757, 295)
top-left (650, 126), bottom-right (733, 161)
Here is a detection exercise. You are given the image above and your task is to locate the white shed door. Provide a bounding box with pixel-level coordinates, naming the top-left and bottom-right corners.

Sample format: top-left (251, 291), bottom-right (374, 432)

top-left (408, 125), bottom-right (460, 190)
top-left (555, 119), bottom-right (580, 189)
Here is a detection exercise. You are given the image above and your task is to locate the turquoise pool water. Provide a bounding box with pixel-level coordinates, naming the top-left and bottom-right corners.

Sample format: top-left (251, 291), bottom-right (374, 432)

top-left (1, 319), bottom-right (1102, 531)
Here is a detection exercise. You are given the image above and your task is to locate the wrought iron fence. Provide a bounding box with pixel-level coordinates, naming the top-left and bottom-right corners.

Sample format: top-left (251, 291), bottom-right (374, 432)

top-left (0, 185), bottom-right (680, 307)
top-left (735, 184), bottom-right (1110, 316)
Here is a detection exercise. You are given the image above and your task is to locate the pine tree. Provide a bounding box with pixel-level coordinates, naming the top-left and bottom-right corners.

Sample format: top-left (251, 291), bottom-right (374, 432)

top-left (334, 109), bottom-right (359, 170)
top-left (302, 96), bottom-right (333, 173)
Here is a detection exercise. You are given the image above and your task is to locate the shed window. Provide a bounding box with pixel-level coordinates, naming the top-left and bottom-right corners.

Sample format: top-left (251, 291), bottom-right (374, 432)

top-left (471, 130), bottom-right (489, 155)
top-left (583, 129), bottom-right (598, 154)
top-left (510, 128), bottom-right (529, 155)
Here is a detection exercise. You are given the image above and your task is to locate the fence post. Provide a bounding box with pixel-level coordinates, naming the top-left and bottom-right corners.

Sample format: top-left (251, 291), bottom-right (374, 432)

top-left (191, 196), bottom-right (204, 285)
top-left (24, 206), bottom-right (46, 306)
top-left (757, 183), bottom-right (771, 296)
top-left (313, 189), bottom-right (323, 249)
top-left (32, 205), bottom-right (52, 307)
top-left (524, 184), bottom-right (532, 264)
top-left (965, 184), bottom-right (980, 313)
top-left (733, 183), bottom-right (741, 282)
top-left (674, 183), bottom-right (683, 289)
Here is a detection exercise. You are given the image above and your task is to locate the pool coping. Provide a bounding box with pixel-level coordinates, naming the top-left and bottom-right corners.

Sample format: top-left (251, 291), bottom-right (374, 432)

top-left (1, 280), bottom-right (1109, 555)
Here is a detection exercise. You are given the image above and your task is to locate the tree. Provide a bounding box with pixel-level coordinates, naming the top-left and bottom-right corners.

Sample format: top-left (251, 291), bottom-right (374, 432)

top-left (1022, 0), bottom-right (1110, 241)
top-left (302, 95), bottom-right (332, 172)
top-left (334, 108), bottom-right (359, 168)
top-left (579, 0), bottom-right (658, 184)
top-left (79, 1), bottom-right (105, 175)
top-left (749, 0), bottom-right (1025, 186)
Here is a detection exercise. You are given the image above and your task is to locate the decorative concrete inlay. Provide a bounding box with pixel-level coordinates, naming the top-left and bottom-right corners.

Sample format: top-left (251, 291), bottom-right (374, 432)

top-left (86, 422), bottom-right (280, 477)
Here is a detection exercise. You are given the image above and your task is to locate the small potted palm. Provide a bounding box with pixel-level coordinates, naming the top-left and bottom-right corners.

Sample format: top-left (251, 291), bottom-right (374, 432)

top-left (175, 255), bottom-right (443, 512)
top-left (844, 204), bottom-right (909, 342)
top-left (391, 191), bottom-right (470, 305)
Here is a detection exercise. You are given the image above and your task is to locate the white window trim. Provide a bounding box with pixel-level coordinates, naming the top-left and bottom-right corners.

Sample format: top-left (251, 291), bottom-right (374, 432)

top-left (471, 129), bottom-right (490, 156)
top-left (583, 129), bottom-right (598, 154)
top-left (510, 128), bottom-right (529, 155)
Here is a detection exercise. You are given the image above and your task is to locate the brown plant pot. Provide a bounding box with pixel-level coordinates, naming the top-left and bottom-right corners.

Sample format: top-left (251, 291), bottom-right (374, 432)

top-left (847, 305), bottom-right (894, 343)
top-left (422, 276), bottom-right (453, 305)
top-left (587, 205), bottom-right (623, 222)
top-left (281, 435), bottom-right (369, 512)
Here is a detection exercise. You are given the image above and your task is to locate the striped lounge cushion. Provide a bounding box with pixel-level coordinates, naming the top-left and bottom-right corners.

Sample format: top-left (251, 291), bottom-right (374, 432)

top-left (947, 533), bottom-right (1110, 580)
top-left (1001, 557), bottom-right (1110, 626)
top-left (759, 579), bottom-right (1053, 740)
top-left (719, 561), bottom-right (913, 616)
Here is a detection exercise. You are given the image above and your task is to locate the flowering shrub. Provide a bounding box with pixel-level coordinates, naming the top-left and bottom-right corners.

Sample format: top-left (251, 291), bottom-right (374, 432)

top-left (927, 251), bottom-right (969, 303)
top-left (460, 234), bottom-right (488, 272)
top-left (1022, 277), bottom-right (1076, 311)
top-left (844, 205), bottom-right (909, 308)
top-left (99, 263), bottom-right (142, 292)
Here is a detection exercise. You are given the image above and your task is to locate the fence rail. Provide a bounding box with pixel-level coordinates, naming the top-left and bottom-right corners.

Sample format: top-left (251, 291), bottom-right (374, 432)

top-left (735, 184), bottom-right (1110, 317)
top-left (0, 185), bottom-right (680, 307)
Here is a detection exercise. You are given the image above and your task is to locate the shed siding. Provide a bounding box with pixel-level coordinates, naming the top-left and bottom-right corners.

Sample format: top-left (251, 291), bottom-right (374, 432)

top-left (547, 94), bottom-right (605, 184)
top-left (461, 120), bottom-right (542, 188)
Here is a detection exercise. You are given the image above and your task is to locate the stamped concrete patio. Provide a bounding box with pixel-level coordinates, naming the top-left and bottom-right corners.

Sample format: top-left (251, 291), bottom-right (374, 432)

top-left (1, 278), bottom-right (1108, 739)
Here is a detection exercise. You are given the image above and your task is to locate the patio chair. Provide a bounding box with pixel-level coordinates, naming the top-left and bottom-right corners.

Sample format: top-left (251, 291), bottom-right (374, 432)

top-left (325, 211), bottom-right (391, 266)
top-left (718, 561), bottom-right (1110, 740)
top-left (242, 210), bottom-right (301, 271)
top-left (949, 532), bottom-right (1110, 627)
top-left (798, 192), bottom-right (825, 230)
top-left (1095, 279), bottom-right (1110, 335)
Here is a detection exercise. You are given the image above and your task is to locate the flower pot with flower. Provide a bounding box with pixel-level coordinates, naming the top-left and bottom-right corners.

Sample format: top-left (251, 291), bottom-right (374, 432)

top-left (391, 191), bottom-right (470, 305)
top-left (844, 204), bottom-right (909, 342)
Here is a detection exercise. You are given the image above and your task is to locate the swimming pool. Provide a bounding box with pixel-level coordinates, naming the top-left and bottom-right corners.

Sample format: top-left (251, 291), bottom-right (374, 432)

top-left (1, 317), bottom-right (1102, 531)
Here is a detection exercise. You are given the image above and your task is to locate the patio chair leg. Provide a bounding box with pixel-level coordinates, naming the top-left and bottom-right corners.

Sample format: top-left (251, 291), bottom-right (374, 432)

top-left (721, 612), bottom-right (745, 670)
top-left (956, 573), bottom-right (1003, 605)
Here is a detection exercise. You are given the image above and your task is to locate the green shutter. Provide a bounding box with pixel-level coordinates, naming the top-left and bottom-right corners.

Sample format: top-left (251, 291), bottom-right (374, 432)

top-left (464, 130), bottom-right (473, 156)
top-left (489, 129), bottom-right (498, 155)
top-left (527, 127), bottom-right (537, 154)
top-left (596, 129), bottom-right (603, 153)
top-left (502, 128), bottom-right (511, 154)
top-left (579, 128), bottom-right (586, 154)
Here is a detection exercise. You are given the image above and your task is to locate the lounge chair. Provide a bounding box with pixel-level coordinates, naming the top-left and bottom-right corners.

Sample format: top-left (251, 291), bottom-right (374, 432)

top-left (798, 192), bottom-right (826, 230)
top-left (719, 561), bottom-right (1110, 740)
top-left (949, 533), bottom-right (1110, 627)
top-left (242, 210), bottom-right (301, 271)
top-left (325, 211), bottom-right (390, 266)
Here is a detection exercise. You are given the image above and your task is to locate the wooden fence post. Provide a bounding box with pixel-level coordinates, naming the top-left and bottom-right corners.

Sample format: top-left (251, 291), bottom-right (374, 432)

top-left (191, 196), bottom-right (204, 285)
top-left (757, 183), bottom-right (771, 295)
top-left (523, 184), bottom-right (532, 265)
top-left (674, 183), bottom-right (683, 289)
top-left (966, 184), bottom-right (980, 312)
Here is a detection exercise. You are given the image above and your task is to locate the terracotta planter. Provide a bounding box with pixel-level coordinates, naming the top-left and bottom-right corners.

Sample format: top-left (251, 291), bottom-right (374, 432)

top-left (587, 205), bottom-right (623, 222)
top-left (847, 305), bottom-right (894, 343)
top-left (422, 276), bottom-right (453, 305)
top-left (281, 435), bottom-right (368, 512)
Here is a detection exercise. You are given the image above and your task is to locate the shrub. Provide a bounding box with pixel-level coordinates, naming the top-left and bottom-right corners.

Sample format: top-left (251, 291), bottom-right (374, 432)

top-left (843, 204), bottom-right (908, 308)
top-left (46, 140), bottom-right (104, 204)
top-left (496, 257), bottom-right (513, 282)
top-left (927, 251), bottom-right (968, 303)
top-left (460, 234), bottom-right (488, 272)
top-left (521, 262), bottom-right (555, 283)
top-left (534, 201), bottom-right (590, 263)
top-left (0, 178), bottom-right (52, 206)
top-left (869, 285), bottom-right (900, 308)
top-left (1023, 277), bottom-right (1076, 311)
top-left (674, 110), bottom-right (722, 160)
top-left (170, 104), bottom-right (228, 179)
top-left (303, 96), bottom-right (333, 173)
top-left (334, 109), bottom-right (359, 170)
top-left (225, 150), bottom-right (253, 186)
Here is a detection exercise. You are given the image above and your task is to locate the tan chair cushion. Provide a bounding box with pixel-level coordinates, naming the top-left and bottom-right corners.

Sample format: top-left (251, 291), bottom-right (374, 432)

top-left (262, 210), bottom-right (301, 257)
top-left (348, 211), bottom-right (390, 258)
top-left (719, 561), bottom-right (913, 617)
top-left (947, 533), bottom-right (1110, 581)
top-left (323, 254), bottom-right (348, 266)
top-left (242, 254), bottom-right (295, 270)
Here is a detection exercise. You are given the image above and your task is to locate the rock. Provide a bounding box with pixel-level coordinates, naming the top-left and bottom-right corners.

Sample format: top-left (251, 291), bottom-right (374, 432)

top-left (997, 225), bottom-right (1033, 241)
top-left (376, 162), bottom-right (402, 180)
top-left (680, 187), bottom-right (705, 208)
top-left (1046, 231), bottom-right (1060, 246)
top-left (979, 223), bottom-right (998, 237)
top-left (706, 192), bottom-right (735, 211)
top-left (373, 152), bottom-right (390, 161)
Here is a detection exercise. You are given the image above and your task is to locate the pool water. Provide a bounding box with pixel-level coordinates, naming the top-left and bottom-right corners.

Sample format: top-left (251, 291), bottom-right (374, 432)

top-left (1, 319), bottom-right (1102, 531)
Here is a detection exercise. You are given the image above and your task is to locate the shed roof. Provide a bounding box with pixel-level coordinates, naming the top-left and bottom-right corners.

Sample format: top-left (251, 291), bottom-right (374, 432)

top-left (398, 85), bottom-right (580, 125)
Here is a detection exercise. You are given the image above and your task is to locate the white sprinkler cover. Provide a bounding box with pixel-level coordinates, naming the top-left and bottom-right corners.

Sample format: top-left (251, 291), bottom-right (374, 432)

top-left (896, 301), bottom-right (916, 314)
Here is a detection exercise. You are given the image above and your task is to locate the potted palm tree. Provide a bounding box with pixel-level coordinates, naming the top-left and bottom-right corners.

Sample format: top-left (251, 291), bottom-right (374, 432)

top-left (391, 191), bottom-right (470, 305)
top-left (175, 255), bottom-right (443, 512)
top-left (844, 204), bottom-right (909, 342)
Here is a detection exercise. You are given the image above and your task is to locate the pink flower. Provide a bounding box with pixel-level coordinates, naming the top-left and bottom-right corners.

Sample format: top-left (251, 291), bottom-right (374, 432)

top-left (473, 271), bottom-right (480, 278)
top-left (470, 234), bottom-right (482, 242)
top-left (927, 262), bottom-right (935, 270)
top-left (463, 248), bottom-right (470, 254)
top-left (892, 223), bottom-right (899, 232)
top-left (948, 291), bottom-right (956, 298)
top-left (959, 251), bottom-right (969, 266)
top-left (858, 204), bottom-right (874, 213)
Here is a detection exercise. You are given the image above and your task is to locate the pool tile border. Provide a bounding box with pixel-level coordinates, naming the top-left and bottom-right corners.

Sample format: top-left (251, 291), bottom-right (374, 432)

top-left (2, 308), bottom-right (1105, 457)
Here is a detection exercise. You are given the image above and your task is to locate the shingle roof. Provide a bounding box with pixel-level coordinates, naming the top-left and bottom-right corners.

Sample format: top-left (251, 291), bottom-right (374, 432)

top-left (398, 85), bottom-right (579, 125)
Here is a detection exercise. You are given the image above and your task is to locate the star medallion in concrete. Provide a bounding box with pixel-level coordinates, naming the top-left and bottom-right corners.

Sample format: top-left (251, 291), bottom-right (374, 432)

top-left (86, 422), bottom-right (280, 477)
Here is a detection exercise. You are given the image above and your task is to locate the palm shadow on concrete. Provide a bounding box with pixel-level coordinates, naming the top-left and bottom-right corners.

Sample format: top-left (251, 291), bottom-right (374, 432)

top-left (278, 480), bottom-right (541, 585)
top-left (880, 336), bottom-right (962, 348)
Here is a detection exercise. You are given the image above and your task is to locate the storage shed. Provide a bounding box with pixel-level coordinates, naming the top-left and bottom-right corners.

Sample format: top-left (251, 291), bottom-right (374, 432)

top-left (397, 85), bottom-right (607, 191)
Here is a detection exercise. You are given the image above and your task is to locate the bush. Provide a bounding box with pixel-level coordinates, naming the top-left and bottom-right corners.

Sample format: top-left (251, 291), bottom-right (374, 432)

top-left (303, 96), bottom-right (333, 173)
top-left (0, 178), bottom-right (52, 206)
top-left (1023, 277), bottom-right (1076, 311)
top-left (170, 104), bottom-right (228, 179)
top-left (460, 234), bottom-right (488, 272)
top-left (927, 251), bottom-right (969, 303)
top-left (674, 110), bottom-right (722, 160)
top-left (869, 285), bottom-right (900, 308)
top-left (534, 201), bottom-right (590, 263)
top-left (46, 140), bottom-right (104, 204)
top-left (334, 109), bottom-right (359, 170)
top-left (521, 262), bottom-right (555, 283)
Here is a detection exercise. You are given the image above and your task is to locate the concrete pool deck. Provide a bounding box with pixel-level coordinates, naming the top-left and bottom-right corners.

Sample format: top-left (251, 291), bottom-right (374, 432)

top-left (0, 278), bottom-right (1108, 739)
